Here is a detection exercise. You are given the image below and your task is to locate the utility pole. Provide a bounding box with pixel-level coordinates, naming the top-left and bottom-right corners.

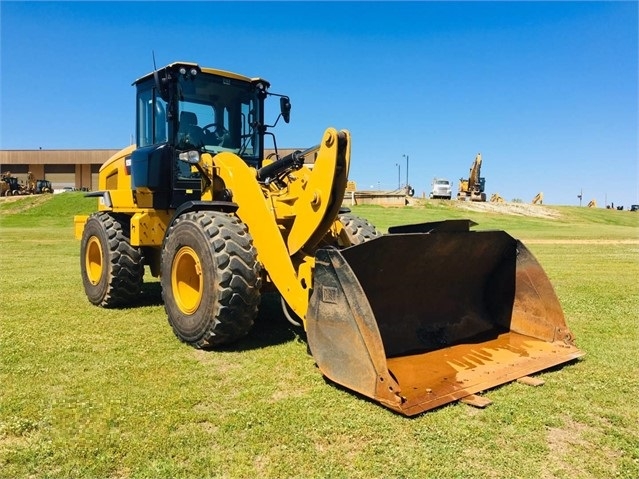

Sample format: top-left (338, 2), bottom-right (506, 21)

top-left (403, 154), bottom-right (409, 190)
top-left (395, 163), bottom-right (401, 190)
top-left (578, 189), bottom-right (583, 207)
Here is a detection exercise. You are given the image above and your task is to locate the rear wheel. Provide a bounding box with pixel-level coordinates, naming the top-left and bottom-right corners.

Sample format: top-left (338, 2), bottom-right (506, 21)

top-left (80, 212), bottom-right (144, 307)
top-left (161, 211), bottom-right (261, 348)
top-left (337, 213), bottom-right (382, 246)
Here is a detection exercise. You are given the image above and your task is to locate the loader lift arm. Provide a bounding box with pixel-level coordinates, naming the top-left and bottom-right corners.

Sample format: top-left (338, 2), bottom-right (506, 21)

top-left (194, 128), bottom-right (351, 323)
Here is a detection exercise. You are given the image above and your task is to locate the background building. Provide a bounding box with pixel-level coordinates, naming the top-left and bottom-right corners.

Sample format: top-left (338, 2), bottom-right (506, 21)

top-left (0, 149), bottom-right (116, 190)
top-left (0, 147), bottom-right (302, 191)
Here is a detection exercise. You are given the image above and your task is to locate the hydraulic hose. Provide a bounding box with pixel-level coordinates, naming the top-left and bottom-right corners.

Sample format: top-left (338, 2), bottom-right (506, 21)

top-left (281, 296), bottom-right (302, 327)
top-left (256, 145), bottom-right (319, 183)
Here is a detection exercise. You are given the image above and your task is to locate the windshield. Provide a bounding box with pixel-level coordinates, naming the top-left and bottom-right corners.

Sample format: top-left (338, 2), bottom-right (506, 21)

top-left (175, 73), bottom-right (261, 166)
top-left (436, 180), bottom-right (450, 185)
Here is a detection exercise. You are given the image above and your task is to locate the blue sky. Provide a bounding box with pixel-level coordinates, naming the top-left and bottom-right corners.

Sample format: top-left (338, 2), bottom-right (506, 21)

top-left (1, 1), bottom-right (637, 206)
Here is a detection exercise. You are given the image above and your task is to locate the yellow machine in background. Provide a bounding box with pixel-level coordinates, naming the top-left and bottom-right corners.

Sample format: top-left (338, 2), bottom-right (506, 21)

top-left (457, 153), bottom-right (486, 202)
top-left (588, 199), bottom-right (597, 207)
top-left (532, 192), bottom-right (544, 204)
top-left (490, 193), bottom-right (505, 203)
top-left (75, 62), bottom-right (583, 415)
top-left (0, 171), bottom-right (51, 195)
top-left (1, 172), bottom-right (19, 196)
top-left (25, 172), bottom-right (52, 194)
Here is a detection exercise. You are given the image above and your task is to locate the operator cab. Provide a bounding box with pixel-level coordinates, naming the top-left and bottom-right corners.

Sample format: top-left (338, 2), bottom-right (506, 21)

top-left (130, 62), bottom-right (278, 209)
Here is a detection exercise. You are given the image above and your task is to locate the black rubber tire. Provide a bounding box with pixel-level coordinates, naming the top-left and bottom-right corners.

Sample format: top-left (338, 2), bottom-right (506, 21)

top-left (80, 212), bottom-right (144, 307)
top-left (161, 211), bottom-right (261, 348)
top-left (337, 213), bottom-right (382, 246)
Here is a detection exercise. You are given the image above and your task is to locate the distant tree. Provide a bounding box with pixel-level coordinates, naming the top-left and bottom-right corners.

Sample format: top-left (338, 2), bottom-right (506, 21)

top-left (512, 198), bottom-right (523, 203)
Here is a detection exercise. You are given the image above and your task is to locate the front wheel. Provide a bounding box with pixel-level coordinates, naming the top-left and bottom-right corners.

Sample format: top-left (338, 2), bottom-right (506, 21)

top-left (161, 211), bottom-right (261, 348)
top-left (80, 212), bottom-right (143, 307)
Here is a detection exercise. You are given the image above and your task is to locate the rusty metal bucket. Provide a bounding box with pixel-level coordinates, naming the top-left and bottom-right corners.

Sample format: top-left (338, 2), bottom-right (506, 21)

top-left (306, 221), bottom-right (584, 416)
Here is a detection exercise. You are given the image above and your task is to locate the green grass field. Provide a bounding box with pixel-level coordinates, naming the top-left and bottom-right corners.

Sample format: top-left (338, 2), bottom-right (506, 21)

top-left (1, 193), bottom-right (638, 478)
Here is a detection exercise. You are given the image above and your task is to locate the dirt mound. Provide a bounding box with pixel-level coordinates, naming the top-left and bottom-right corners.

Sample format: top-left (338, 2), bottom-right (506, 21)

top-left (453, 201), bottom-right (561, 219)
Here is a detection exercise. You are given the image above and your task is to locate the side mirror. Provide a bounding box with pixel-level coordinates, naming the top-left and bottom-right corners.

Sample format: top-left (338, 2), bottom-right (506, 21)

top-left (280, 97), bottom-right (291, 124)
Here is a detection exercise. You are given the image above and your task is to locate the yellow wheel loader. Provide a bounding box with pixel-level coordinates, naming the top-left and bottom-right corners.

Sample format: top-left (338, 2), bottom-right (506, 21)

top-left (75, 62), bottom-right (583, 415)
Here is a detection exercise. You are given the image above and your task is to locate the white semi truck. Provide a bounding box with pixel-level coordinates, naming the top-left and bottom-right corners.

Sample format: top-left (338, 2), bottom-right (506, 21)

top-left (429, 178), bottom-right (452, 200)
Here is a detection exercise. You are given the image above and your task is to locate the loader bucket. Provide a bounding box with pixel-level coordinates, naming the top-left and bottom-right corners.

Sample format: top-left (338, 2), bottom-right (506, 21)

top-left (306, 222), bottom-right (584, 416)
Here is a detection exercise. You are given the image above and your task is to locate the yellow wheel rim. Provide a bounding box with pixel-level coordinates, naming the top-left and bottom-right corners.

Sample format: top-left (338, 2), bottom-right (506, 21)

top-left (85, 236), bottom-right (103, 285)
top-left (171, 246), bottom-right (203, 315)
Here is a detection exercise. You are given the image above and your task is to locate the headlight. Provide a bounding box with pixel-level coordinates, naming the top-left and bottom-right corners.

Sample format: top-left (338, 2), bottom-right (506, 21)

top-left (178, 150), bottom-right (200, 164)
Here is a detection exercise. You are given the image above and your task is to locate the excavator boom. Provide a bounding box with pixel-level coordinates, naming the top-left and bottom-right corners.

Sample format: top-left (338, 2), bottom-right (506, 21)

top-left (457, 153), bottom-right (486, 202)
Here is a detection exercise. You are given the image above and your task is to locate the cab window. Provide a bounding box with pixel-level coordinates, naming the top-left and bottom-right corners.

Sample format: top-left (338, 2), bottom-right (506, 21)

top-left (137, 86), bottom-right (168, 147)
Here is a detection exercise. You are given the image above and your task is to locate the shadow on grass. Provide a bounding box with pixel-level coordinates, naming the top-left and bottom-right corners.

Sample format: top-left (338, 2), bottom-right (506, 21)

top-left (137, 281), bottom-right (164, 306)
top-left (131, 282), bottom-right (303, 351)
top-left (232, 292), bottom-right (306, 351)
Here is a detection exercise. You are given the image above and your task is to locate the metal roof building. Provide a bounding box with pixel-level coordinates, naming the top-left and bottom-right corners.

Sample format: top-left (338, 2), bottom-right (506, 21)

top-left (0, 149), bottom-right (118, 190)
top-left (0, 147), bottom-right (301, 191)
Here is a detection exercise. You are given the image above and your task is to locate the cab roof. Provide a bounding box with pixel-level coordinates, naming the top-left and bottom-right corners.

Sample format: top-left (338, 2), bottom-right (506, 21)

top-left (133, 61), bottom-right (269, 87)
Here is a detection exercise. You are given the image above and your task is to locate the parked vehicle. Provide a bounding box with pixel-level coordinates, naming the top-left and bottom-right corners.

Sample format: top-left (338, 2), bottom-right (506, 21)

top-left (429, 178), bottom-right (452, 199)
